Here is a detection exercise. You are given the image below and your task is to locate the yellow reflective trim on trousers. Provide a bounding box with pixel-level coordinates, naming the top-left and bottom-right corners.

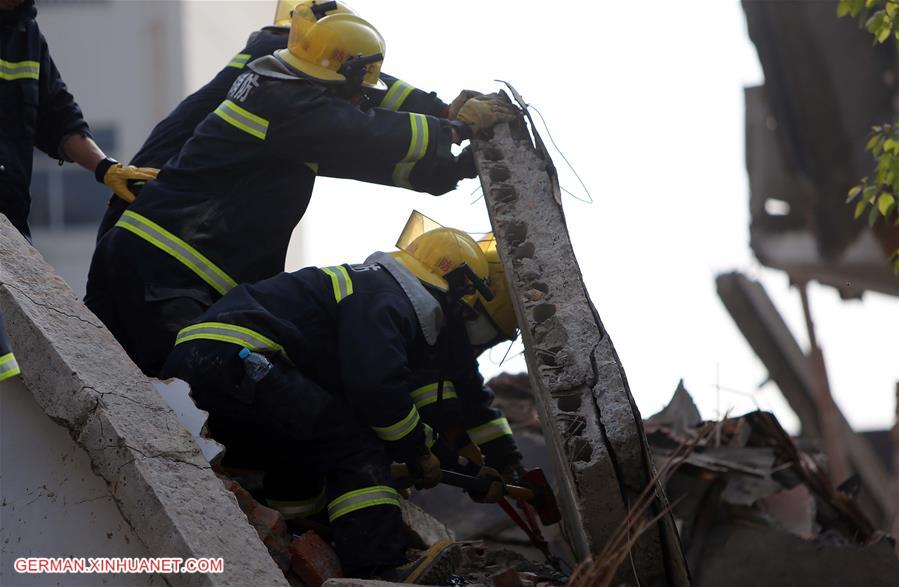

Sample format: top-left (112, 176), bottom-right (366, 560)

top-left (175, 322), bottom-right (284, 354)
top-left (320, 265), bottom-right (353, 303)
top-left (371, 405), bottom-right (420, 442)
top-left (115, 211), bottom-right (238, 295)
top-left (424, 423), bottom-right (437, 448)
top-left (392, 113), bottom-right (429, 189)
top-left (327, 485), bottom-right (400, 522)
top-left (214, 99), bottom-right (269, 140)
top-left (467, 417), bottom-right (512, 446)
top-left (410, 381), bottom-right (458, 409)
top-left (0, 59), bottom-right (39, 81)
top-left (0, 353), bottom-right (21, 381)
top-left (380, 79), bottom-right (415, 111)
top-left (227, 53), bottom-right (252, 69)
top-left (268, 489), bottom-right (326, 519)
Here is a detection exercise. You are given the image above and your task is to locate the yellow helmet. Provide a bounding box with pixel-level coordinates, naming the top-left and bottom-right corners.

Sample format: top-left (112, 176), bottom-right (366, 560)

top-left (390, 211), bottom-right (492, 309)
top-left (477, 233), bottom-right (518, 341)
top-left (272, 0), bottom-right (356, 28)
top-left (276, 12), bottom-right (387, 90)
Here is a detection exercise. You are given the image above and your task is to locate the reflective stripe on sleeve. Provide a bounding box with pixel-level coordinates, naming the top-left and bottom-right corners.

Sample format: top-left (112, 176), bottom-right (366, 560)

top-left (0, 59), bottom-right (39, 81)
top-left (410, 381), bottom-right (457, 409)
top-left (380, 79), bottom-right (415, 111)
top-left (175, 322), bottom-right (284, 354)
top-left (115, 211), bottom-right (238, 295)
top-left (392, 113), bottom-right (429, 189)
top-left (327, 485), bottom-right (400, 522)
top-left (0, 353), bottom-right (21, 381)
top-left (227, 53), bottom-right (252, 69)
top-left (371, 405), bottom-right (420, 442)
top-left (214, 99), bottom-right (269, 140)
top-left (467, 417), bottom-right (513, 446)
top-left (268, 490), bottom-right (326, 520)
top-left (320, 265), bottom-right (354, 303)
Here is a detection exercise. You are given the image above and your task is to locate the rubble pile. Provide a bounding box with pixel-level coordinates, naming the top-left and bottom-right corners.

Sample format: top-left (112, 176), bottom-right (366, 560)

top-left (647, 383), bottom-right (899, 587)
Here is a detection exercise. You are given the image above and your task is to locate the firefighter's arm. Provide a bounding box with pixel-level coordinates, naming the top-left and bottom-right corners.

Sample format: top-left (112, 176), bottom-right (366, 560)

top-left (274, 95), bottom-right (475, 195)
top-left (34, 32), bottom-right (92, 161)
top-left (454, 359), bottom-right (522, 476)
top-left (368, 73), bottom-right (449, 118)
top-left (337, 291), bottom-right (431, 464)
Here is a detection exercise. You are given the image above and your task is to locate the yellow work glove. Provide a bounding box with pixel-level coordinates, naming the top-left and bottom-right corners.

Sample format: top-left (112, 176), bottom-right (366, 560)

top-left (456, 93), bottom-right (519, 136)
top-left (468, 466), bottom-right (505, 504)
top-left (94, 157), bottom-right (159, 203)
top-left (448, 89), bottom-right (484, 120)
top-left (407, 451), bottom-right (442, 489)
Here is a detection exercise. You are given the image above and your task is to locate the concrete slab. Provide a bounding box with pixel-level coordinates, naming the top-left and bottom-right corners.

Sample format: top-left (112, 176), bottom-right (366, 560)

top-left (0, 216), bottom-right (287, 587)
top-left (472, 106), bottom-right (690, 585)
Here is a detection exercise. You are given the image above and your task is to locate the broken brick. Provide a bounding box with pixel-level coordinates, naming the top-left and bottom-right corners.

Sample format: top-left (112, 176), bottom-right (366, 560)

top-left (290, 531), bottom-right (344, 587)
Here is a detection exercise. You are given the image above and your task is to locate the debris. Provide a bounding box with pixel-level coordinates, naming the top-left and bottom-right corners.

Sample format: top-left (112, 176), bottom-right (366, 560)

top-left (0, 216), bottom-right (288, 586)
top-left (401, 499), bottom-right (455, 549)
top-left (649, 383), bottom-right (899, 586)
top-left (220, 475), bottom-right (292, 572)
top-left (490, 568), bottom-right (524, 587)
top-left (290, 531), bottom-right (344, 587)
top-left (474, 91), bottom-right (689, 585)
top-left (716, 271), bottom-right (892, 524)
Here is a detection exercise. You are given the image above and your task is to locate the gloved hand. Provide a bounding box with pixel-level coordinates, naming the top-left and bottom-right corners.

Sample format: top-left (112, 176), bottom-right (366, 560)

top-left (406, 451), bottom-right (442, 489)
top-left (467, 466), bottom-right (505, 504)
top-left (95, 157), bottom-right (159, 203)
top-left (448, 89), bottom-right (484, 120)
top-left (456, 94), bottom-right (518, 136)
top-left (500, 463), bottom-right (527, 485)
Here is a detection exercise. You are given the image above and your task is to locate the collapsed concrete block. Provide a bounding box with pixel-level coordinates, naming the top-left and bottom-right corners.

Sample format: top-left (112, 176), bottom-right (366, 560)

top-left (472, 110), bottom-right (690, 585)
top-left (400, 499), bottom-right (454, 548)
top-left (716, 271), bottom-right (891, 525)
top-left (0, 216), bottom-right (287, 587)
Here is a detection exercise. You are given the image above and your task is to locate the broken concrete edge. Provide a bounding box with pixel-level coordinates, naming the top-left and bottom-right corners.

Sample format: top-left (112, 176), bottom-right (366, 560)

top-left (0, 216), bottom-right (288, 587)
top-left (474, 116), bottom-right (690, 587)
top-left (715, 271), bottom-right (892, 522)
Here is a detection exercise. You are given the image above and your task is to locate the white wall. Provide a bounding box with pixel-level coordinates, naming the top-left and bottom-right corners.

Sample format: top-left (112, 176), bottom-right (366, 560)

top-left (0, 378), bottom-right (159, 587)
top-left (37, 0), bottom-right (187, 162)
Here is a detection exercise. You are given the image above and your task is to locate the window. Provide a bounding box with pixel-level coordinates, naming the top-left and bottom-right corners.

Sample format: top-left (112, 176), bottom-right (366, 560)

top-left (29, 126), bottom-right (116, 230)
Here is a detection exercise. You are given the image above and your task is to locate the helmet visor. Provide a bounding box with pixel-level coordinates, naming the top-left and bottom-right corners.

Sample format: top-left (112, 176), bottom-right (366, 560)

top-left (396, 210), bottom-right (444, 252)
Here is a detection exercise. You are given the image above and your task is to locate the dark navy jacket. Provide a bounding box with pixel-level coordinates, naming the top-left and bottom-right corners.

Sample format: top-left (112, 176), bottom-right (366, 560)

top-left (0, 0), bottom-right (91, 238)
top-left (111, 54), bottom-right (468, 292)
top-left (95, 25), bottom-right (449, 240)
top-left (162, 258), bottom-right (518, 467)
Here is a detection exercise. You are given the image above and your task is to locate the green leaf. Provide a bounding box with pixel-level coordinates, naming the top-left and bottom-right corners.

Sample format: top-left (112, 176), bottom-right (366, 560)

top-left (887, 1), bottom-right (898, 17)
top-left (864, 185), bottom-right (878, 203)
top-left (878, 25), bottom-right (892, 43)
top-left (877, 192), bottom-right (896, 215)
top-left (847, 185), bottom-right (863, 202)
top-left (868, 203), bottom-right (881, 225)
top-left (885, 138), bottom-right (898, 153)
top-left (838, 0), bottom-right (853, 16)
top-left (866, 11), bottom-right (885, 33)
top-left (855, 199), bottom-right (868, 219)
top-left (866, 134), bottom-right (881, 151)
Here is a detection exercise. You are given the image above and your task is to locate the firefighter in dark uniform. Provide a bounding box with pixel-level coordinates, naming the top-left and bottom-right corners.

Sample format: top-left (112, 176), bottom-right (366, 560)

top-left (85, 10), bottom-right (515, 377)
top-left (94, 0), bottom-right (452, 240)
top-left (0, 0), bottom-right (156, 383)
top-left (160, 215), bottom-right (523, 581)
top-left (407, 232), bottom-right (526, 485)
